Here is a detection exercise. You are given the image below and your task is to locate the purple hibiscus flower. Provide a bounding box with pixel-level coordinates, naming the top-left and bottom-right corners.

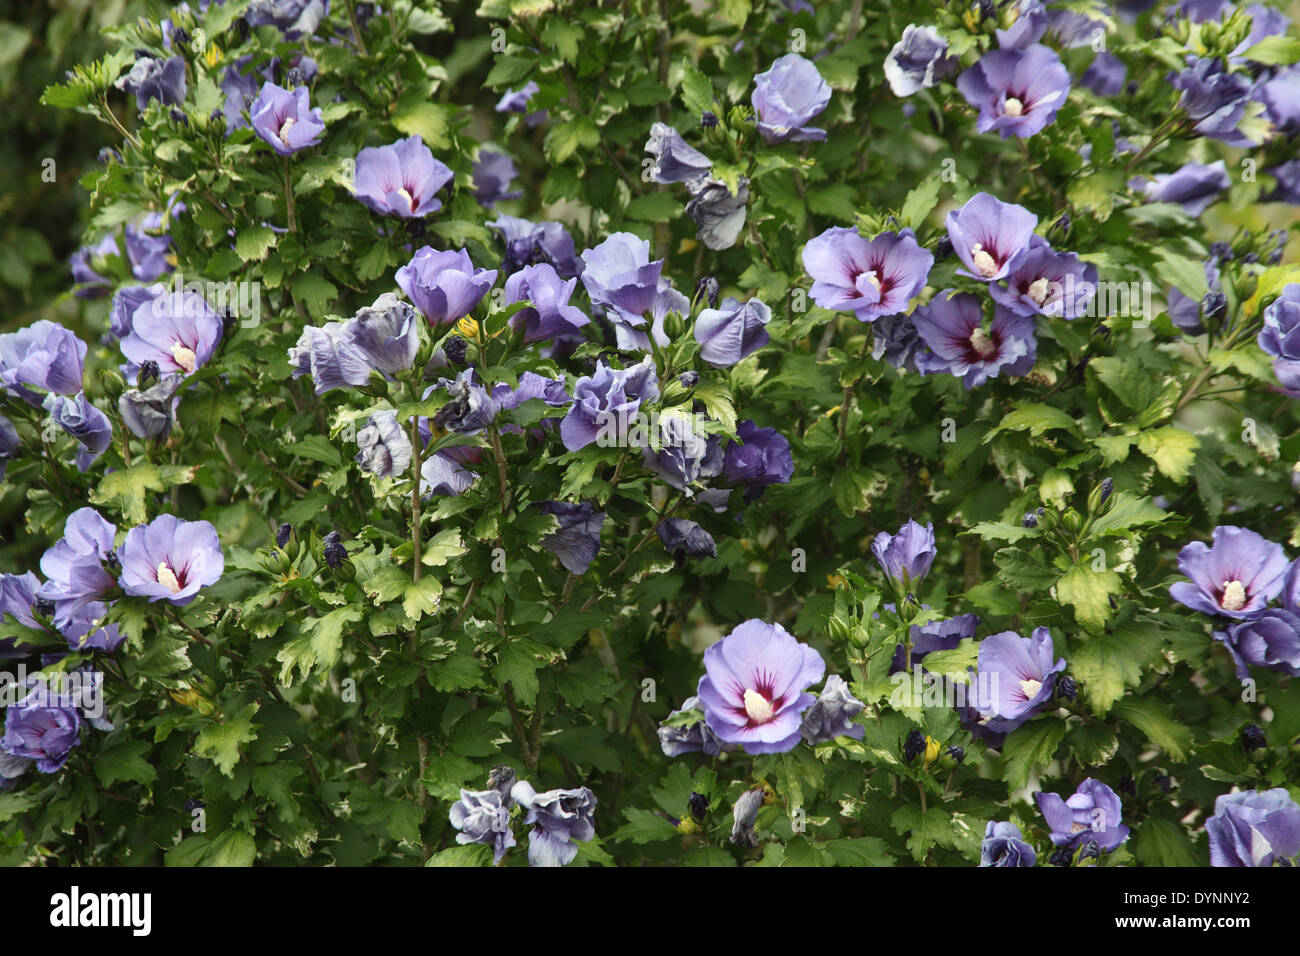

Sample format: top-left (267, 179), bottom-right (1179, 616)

top-left (509, 780), bottom-right (596, 868)
top-left (800, 674), bottom-right (866, 745)
top-left (889, 611), bottom-right (980, 674)
top-left (495, 81), bottom-right (540, 114)
top-left (420, 452), bottom-right (476, 497)
top-left (968, 628), bottom-right (1066, 735)
top-left (246, 0), bottom-right (329, 38)
top-left (1131, 160), bottom-right (1230, 216)
top-left (1266, 159), bottom-right (1300, 205)
top-left (70, 235), bottom-right (119, 298)
top-left (1258, 66), bottom-right (1300, 133)
top-left (980, 821), bottom-right (1037, 867)
top-left (110, 285), bottom-right (163, 340)
top-left (504, 264), bottom-right (589, 344)
top-left (1170, 57), bottom-right (1253, 145)
top-left (1036, 778), bottom-right (1130, 853)
top-left (1207, 789), bottom-right (1300, 867)
top-left (872, 519), bottom-right (936, 590)
top-left (449, 788), bottom-right (516, 864)
top-left (945, 193), bottom-right (1039, 282)
top-left (721, 420), bottom-right (793, 487)
top-left (658, 518), bottom-right (717, 560)
top-left (353, 136), bottom-right (453, 218)
top-left (957, 45), bottom-right (1070, 139)
top-left (0, 320), bottom-right (86, 406)
top-left (42, 393), bottom-right (112, 472)
top-left (1169, 526), bottom-right (1289, 619)
top-left (1214, 609), bottom-right (1300, 679)
top-left (539, 501), bottom-right (605, 574)
top-left (559, 357), bottom-right (659, 452)
top-left (913, 292), bottom-right (1037, 388)
top-left (355, 410), bottom-right (412, 479)
top-left (471, 150), bottom-right (521, 207)
top-left (803, 227), bottom-right (934, 321)
top-left (990, 236), bottom-right (1099, 319)
top-left (118, 516), bottom-right (224, 606)
top-left (1081, 51), bottom-right (1127, 97)
top-left (0, 572), bottom-right (44, 658)
top-left (1259, 284), bottom-right (1300, 391)
top-left (489, 215), bottom-right (583, 278)
top-left (752, 54), bottom-right (831, 144)
top-left (249, 82), bottom-right (325, 155)
top-left (396, 247), bottom-right (497, 326)
top-left (641, 412), bottom-right (722, 493)
top-left (883, 24), bottom-right (958, 97)
top-left (0, 684), bottom-right (81, 773)
top-left (695, 296), bottom-right (771, 367)
top-left (115, 56), bottom-right (187, 110)
top-left (124, 217), bottom-right (174, 283)
top-left (580, 232), bottom-right (664, 320)
top-left (0, 416), bottom-right (17, 481)
top-left (696, 619), bottom-right (825, 754)
top-left (119, 291), bottom-right (223, 377)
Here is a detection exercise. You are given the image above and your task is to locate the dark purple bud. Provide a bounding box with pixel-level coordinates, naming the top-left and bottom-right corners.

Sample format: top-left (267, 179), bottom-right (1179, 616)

top-left (933, 235), bottom-right (953, 261)
top-left (169, 108), bottom-right (188, 125)
top-left (487, 764), bottom-right (517, 804)
top-left (33, 596), bottom-right (56, 618)
top-left (979, 0), bottom-right (996, 19)
top-left (1155, 774), bottom-right (1173, 793)
top-left (183, 798), bottom-right (205, 813)
top-left (688, 791), bottom-right (709, 822)
top-left (139, 360), bottom-right (161, 389)
top-left (323, 540), bottom-right (347, 569)
top-left (1057, 675), bottom-right (1077, 701)
top-left (1241, 252), bottom-right (1259, 264)
top-left (1099, 478), bottom-right (1114, 505)
top-left (695, 275), bottom-right (720, 310)
top-left (1209, 242), bottom-right (1233, 262)
top-left (678, 371), bottom-right (699, 389)
top-left (104, 551), bottom-right (121, 574)
top-left (1202, 291), bottom-right (1227, 323)
top-left (276, 522), bottom-right (293, 548)
top-left (1243, 724), bottom-right (1267, 751)
top-left (1076, 839), bottom-right (1101, 862)
top-left (946, 745), bottom-right (964, 764)
top-left (903, 728), bottom-right (926, 762)
top-left (1050, 847), bottom-right (1072, 867)
top-left (443, 336), bottom-right (468, 364)
top-left (1022, 510), bottom-right (1039, 528)
top-left (701, 110), bottom-right (718, 129)
top-left (1119, 776), bottom-right (1136, 797)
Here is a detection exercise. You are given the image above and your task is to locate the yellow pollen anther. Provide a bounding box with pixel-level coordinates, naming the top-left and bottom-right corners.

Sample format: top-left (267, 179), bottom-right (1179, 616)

top-left (970, 327), bottom-right (997, 359)
top-left (157, 562), bottom-right (182, 594)
top-left (279, 117), bottom-right (297, 146)
top-left (1020, 678), bottom-right (1043, 700)
top-left (743, 688), bottom-right (775, 724)
top-left (971, 243), bottom-right (999, 278)
top-left (171, 341), bottom-right (197, 373)
top-left (1027, 277), bottom-right (1051, 306)
top-left (1221, 580), bottom-right (1247, 612)
top-left (1004, 97), bottom-right (1024, 117)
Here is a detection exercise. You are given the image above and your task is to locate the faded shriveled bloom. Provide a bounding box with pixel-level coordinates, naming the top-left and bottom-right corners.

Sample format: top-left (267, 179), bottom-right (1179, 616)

top-left (249, 82), bottom-right (326, 156)
top-left (119, 373), bottom-right (183, 440)
top-left (245, 0), bottom-right (329, 38)
top-left (803, 227), bottom-right (934, 322)
top-left (730, 787), bottom-right (766, 847)
top-left (396, 247), bottom-right (497, 326)
top-left (0, 320), bottom-right (87, 406)
top-left (657, 696), bottom-right (727, 757)
top-left (685, 175), bottom-right (749, 252)
top-left (945, 192), bottom-right (1039, 282)
top-left (979, 821), bottom-right (1037, 867)
top-left (871, 519), bottom-right (936, 590)
top-left (751, 53), bottom-right (831, 144)
top-left (644, 122), bottom-right (712, 183)
top-left (957, 45), bottom-right (1070, 139)
top-left (559, 357), bottom-right (660, 452)
top-left (883, 24), bottom-right (958, 97)
top-left (968, 627), bottom-right (1066, 735)
top-left (695, 296), bottom-right (771, 367)
top-left (353, 135), bottom-right (453, 218)
top-left (989, 236), bottom-right (1098, 319)
top-left (1036, 778), bottom-right (1130, 853)
top-left (913, 293), bottom-right (1038, 388)
top-left (1206, 788), bottom-right (1300, 867)
top-left (431, 369), bottom-right (499, 436)
top-left (504, 264), bottom-right (589, 344)
top-left (1131, 160), bottom-right (1229, 216)
top-left (120, 291), bottom-right (223, 378)
top-left (1169, 526), bottom-right (1289, 619)
top-left (449, 788), bottom-right (516, 864)
top-left (118, 515), bottom-right (224, 606)
top-left (539, 501), bottom-right (605, 574)
top-left (721, 420), bottom-right (793, 487)
top-left (800, 674), bottom-right (865, 745)
top-left (42, 392), bottom-right (112, 472)
top-left (697, 619), bottom-right (825, 755)
top-left (355, 410), bottom-right (412, 479)
top-left (509, 780), bottom-right (596, 867)
top-left (657, 518), bottom-right (717, 560)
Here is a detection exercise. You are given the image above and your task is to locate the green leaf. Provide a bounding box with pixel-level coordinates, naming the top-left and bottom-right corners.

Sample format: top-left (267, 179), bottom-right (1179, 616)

top-left (393, 101), bottom-right (451, 149)
top-left (291, 273), bottom-right (337, 314)
top-left (1069, 622), bottom-right (1163, 715)
top-left (402, 577), bottom-right (444, 620)
top-left (986, 403), bottom-right (1080, 441)
top-left (625, 192), bottom-right (681, 222)
top-left (544, 118), bottom-right (599, 164)
top-left (1066, 167), bottom-right (1125, 222)
top-left (426, 843), bottom-right (490, 866)
top-left (421, 528), bottom-right (467, 567)
top-left (1136, 427), bottom-right (1200, 482)
top-left (994, 546), bottom-right (1060, 592)
top-left (611, 807), bottom-right (680, 844)
top-left (1134, 816), bottom-right (1200, 866)
top-left (194, 710), bottom-right (259, 777)
top-left (234, 224), bottom-right (277, 262)
top-left (90, 464), bottom-right (199, 525)
top-left (1240, 34), bottom-right (1300, 65)
top-left (94, 741), bottom-right (158, 788)
top-left (679, 60), bottom-right (715, 115)
top-left (286, 435), bottom-right (343, 468)
top-left (1087, 492), bottom-right (1167, 537)
top-left (203, 829), bottom-right (257, 867)
top-left (1111, 698), bottom-right (1192, 761)
top-left (495, 642), bottom-right (541, 704)
top-left (1001, 717), bottom-right (1067, 792)
top-left (1056, 563), bottom-right (1122, 633)
top-left (899, 178), bottom-right (942, 229)
top-left (1155, 249), bottom-right (1210, 300)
